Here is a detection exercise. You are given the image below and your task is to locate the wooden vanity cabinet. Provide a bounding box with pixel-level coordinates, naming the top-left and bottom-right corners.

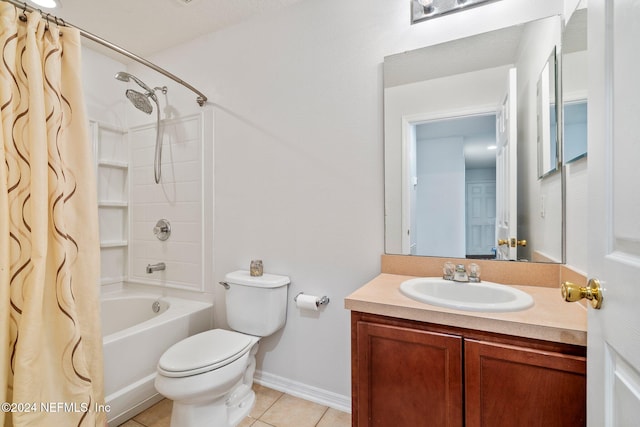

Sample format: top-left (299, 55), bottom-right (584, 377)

top-left (354, 318), bottom-right (464, 427)
top-left (465, 339), bottom-right (586, 426)
top-left (351, 312), bottom-right (586, 427)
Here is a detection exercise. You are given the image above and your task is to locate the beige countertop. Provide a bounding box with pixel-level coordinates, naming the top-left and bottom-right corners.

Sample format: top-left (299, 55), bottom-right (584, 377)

top-left (345, 273), bottom-right (587, 346)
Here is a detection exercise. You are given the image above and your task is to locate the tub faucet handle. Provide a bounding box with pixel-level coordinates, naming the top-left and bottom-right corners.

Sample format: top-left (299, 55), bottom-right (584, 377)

top-left (153, 219), bottom-right (171, 241)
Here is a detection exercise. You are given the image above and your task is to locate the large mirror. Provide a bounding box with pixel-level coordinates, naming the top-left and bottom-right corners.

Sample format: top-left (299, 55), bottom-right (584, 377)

top-left (537, 47), bottom-right (560, 178)
top-left (562, 4), bottom-right (588, 270)
top-left (563, 7), bottom-right (587, 165)
top-left (384, 15), bottom-right (564, 263)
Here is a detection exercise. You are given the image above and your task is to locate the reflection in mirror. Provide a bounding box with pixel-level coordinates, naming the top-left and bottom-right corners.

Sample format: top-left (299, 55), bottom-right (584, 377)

top-left (410, 0), bottom-right (503, 24)
top-left (564, 101), bottom-right (587, 162)
top-left (410, 114), bottom-right (497, 258)
top-left (536, 48), bottom-right (559, 178)
top-left (384, 15), bottom-right (564, 263)
top-left (563, 3), bottom-right (588, 271)
top-left (563, 7), bottom-right (587, 164)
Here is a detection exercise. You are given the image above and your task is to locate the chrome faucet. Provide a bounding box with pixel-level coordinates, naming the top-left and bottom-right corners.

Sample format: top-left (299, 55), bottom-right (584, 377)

top-left (452, 264), bottom-right (469, 282)
top-left (146, 262), bottom-right (166, 274)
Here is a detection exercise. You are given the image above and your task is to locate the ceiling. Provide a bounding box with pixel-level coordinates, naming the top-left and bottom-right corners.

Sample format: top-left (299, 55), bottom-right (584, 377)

top-left (29, 0), bottom-right (303, 58)
top-left (416, 114), bottom-right (497, 170)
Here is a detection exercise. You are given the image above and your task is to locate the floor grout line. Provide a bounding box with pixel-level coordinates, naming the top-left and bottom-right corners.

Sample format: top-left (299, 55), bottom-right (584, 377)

top-left (314, 406), bottom-right (330, 427)
top-left (120, 385), bottom-right (350, 427)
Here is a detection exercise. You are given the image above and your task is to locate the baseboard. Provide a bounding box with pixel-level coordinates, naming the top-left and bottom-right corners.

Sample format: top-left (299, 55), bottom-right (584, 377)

top-left (254, 370), bottom-right (351, 414)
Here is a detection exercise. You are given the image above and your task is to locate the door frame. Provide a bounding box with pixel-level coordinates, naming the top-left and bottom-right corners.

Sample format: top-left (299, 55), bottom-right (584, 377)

top-left (400, 105), bottom-right (497, 255)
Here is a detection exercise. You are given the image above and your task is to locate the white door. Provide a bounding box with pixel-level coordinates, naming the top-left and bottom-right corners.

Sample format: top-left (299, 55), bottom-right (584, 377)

top-left (466, 181), bottom-right (496, 256)
top-left (587, 0), bottom-right (640, 425)
top-left (495, 68), bottom-right (517, 260)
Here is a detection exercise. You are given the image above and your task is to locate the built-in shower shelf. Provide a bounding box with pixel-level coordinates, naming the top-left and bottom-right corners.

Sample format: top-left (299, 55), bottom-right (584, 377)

top-left (100, 240), bottom-right (128, 248)
top-left (98, 200), bottom-right (128, 207)
top-left (91, 119), bottom-right (129, 288)
top-left (98, 159), bottom-right (128, 169)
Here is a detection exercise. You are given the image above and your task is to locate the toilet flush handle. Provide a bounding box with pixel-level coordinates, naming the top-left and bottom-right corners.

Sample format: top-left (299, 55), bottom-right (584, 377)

top-left (219, 281), bottom-right (230, 290)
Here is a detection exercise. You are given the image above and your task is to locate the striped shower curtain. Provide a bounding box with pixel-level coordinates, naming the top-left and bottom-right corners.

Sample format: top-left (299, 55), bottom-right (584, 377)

top-left (0, 4), bottom-right (105, 426)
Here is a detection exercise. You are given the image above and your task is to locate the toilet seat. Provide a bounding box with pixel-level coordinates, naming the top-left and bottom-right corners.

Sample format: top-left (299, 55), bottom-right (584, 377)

top-left (157, 329), bottom-right (255, 378)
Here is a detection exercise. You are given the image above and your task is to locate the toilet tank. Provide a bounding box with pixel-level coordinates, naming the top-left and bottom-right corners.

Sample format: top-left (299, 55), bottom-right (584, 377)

top-left (224, 270), bottom-right (290, 337)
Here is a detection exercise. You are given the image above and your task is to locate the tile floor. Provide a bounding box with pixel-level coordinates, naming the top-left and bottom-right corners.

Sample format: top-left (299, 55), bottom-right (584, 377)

top-left (118, 384), bottom-right (351, 427)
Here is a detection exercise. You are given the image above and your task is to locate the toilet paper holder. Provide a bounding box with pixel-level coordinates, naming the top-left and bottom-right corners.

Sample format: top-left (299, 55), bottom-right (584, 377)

top-left (294, 292), bottom-right (330, 307)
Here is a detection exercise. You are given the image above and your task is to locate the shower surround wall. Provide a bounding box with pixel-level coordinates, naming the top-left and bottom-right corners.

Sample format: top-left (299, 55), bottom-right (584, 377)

top-left (81, 48), bottom-right (214, 295)
top-left (129, 114), bottom-right (207, 291)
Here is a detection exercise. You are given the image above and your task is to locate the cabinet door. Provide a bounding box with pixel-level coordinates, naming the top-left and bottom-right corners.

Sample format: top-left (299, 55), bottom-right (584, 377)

top-left (465, 339), bottom-right (586, 427)
top-left (355, 321), bottom-right (463, 427)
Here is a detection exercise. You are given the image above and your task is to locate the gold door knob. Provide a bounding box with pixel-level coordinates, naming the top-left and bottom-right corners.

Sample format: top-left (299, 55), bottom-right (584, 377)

top-left (561, 278), bottom-right (603, 309)
top-left (498, 238), bottom-right (527, 247)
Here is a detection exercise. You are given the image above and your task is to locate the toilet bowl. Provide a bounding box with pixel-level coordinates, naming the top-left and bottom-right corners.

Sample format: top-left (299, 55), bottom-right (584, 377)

top-left (155, 329), bottom-right (260, 427)
top-left (154, 270), bottom-right (290, 427)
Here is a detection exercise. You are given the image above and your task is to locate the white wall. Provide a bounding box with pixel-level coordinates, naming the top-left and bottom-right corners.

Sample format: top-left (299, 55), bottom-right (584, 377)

top-left (564, 50), bottom-right (588, 272)
top-left (82, 48), bottom-right (127, 129)
top-left (416, 137), bottom-right (466, 257)
top-left (515, 15), bottom-right (563, 262)
top-left (116, 0), bottom-right (565, 405)
top-left (564, 0), bottom-right (585, 22)
top-left (566, 157), bottom-right (588, 272)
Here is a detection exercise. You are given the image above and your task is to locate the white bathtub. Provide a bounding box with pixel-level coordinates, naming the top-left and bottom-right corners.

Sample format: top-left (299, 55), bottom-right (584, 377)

top-left (101, 290), bottom-right (213, 427)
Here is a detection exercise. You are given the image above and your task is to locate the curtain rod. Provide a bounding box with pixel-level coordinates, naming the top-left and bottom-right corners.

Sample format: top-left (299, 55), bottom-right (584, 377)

top-left (3, 0), bottom-right (208, 106)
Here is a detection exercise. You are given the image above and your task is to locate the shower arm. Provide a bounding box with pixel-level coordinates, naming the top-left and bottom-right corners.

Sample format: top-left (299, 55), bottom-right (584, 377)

top-left (3, 0), bottom-right (208, 107)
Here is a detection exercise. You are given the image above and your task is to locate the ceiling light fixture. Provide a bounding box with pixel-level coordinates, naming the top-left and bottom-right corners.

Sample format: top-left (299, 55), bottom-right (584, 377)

top-left (28, 0), bottom-right (62, 9)
top-left (411, 0), bottom-right (501, 24)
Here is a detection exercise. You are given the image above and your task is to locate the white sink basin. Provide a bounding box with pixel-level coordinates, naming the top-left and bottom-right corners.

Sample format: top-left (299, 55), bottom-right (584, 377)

top-left (400, 277), bottom-right (534, 312)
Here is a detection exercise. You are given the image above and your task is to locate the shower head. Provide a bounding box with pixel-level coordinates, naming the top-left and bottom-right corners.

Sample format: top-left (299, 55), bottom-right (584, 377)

top-left (126, 89), bottom-right (153, 115)
top-left (114, 71), bottom-right (155, 95)
top-left (116, 70), bottom-right (163, 114)
top-left (115, 71), bottom-right (167, 184)
top-left (114, 71), bottom-right (129, 82)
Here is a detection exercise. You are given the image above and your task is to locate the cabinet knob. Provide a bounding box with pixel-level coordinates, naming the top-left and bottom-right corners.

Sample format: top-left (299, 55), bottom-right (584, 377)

top-left (561, 278), bottom-right (603, 309)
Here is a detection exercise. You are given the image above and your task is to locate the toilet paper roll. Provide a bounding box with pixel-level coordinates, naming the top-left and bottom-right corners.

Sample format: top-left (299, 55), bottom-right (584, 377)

top-left (296, 294), bottom-right (320, 311)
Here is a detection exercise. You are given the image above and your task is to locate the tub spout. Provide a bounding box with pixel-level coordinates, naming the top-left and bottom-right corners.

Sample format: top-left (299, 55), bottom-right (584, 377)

top-left (146, 262), bottom-right (166, 274)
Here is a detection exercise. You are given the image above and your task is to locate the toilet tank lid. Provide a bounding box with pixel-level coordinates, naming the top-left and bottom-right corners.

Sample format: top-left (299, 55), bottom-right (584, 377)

top-left (225, 270), bottom-right (290, 288)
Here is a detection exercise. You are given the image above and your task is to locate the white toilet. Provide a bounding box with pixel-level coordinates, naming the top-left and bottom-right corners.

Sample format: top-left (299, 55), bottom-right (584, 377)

top-left (154, 270), bottom-right (290, 427)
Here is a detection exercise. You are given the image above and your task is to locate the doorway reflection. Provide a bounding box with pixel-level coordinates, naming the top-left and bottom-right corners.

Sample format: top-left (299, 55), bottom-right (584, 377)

top-left (410, 114), bottom-right (497, 258)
